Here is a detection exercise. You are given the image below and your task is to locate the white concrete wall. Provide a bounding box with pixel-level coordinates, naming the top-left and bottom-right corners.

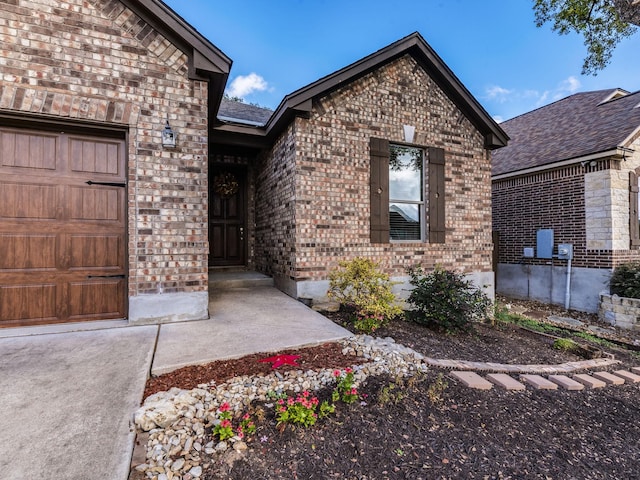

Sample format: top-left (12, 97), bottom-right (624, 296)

top-left (293, 270), bottom-right (495, 307)
top-left (496, 262), bottom-right (611, 313)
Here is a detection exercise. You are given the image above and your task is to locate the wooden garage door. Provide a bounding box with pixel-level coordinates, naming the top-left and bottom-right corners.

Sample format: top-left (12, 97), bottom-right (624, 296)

top-left (0, 126), bottom-right (126, 327)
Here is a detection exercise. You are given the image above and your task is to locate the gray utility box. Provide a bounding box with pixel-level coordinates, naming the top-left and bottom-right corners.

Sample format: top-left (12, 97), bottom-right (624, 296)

top-left (536, 229), bottom-right (554, 259)
top-left (557, 244), bottom-right (573, 260)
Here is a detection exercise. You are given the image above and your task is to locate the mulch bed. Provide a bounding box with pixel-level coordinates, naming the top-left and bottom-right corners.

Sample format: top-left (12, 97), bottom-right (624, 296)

top-left (141, 299), bottom-right (640, 479)
top-left (143, 343), bottom-right (364, 400)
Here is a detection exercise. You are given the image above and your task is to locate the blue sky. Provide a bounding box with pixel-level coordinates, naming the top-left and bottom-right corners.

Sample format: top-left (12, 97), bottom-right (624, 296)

top-left (163, 0), bottom-right (640, 122)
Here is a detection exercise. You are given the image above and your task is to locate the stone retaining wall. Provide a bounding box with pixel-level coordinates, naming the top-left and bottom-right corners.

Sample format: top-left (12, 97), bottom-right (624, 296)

top-left (599, 293), bottom-right (640, 330)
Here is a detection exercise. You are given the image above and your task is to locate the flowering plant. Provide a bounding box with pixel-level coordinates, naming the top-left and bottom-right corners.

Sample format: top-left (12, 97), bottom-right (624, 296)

top-left (353, 313), bottom-right (384, 333)
top-left (332, 368), bottom-right (358, 404)
top-left (237, 413), bottom-right (256, 439)
top-left (276, 391), bottom-right (334, 429)
top-left (212, 403), bottom-right (256, 441)
top-left (213, 402), bottom-right (234, 441)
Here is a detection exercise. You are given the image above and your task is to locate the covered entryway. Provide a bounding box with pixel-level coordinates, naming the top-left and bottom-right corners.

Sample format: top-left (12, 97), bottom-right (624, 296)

top-left (0, 125), bottom-right (127, 327)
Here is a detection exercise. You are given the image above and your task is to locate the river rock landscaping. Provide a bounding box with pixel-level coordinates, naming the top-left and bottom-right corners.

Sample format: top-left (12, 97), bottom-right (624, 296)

top-left (130, 298), bottom-right (640, 480)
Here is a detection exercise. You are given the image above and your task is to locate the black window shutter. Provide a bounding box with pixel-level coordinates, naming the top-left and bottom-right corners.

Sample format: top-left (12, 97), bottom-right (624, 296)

top-left (630, 170), bottom-right (640, 246)
top-left (370, 137), bottom-right (390, 243)
top-left (428, 147), bottom-right (445, 243)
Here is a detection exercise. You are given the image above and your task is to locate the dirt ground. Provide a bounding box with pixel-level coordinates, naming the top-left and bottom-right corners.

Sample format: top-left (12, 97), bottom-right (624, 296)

top-left (143, 297), bottom-right (640, 479)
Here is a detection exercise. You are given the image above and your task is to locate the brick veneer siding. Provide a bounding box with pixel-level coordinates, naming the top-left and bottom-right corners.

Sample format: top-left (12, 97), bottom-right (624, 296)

top-left (1, 0), bottom-right (210, 319)
top-left (256, 55), bottom-right (493, 289)
top-left (493, 153), bottom-right (640, 271)
top-left (255, 124), bottom-right (297, 279)
top-left (493, 164), bottom-right (589, 267)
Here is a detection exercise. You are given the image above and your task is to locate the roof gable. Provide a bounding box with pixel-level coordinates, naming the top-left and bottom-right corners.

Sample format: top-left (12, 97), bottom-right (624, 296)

top-left (493, 89), bottom-right (640, 177)
top-left (213, 32), bottom-right (507, 149)
top-left (119, 0), bottom-right (232, 106)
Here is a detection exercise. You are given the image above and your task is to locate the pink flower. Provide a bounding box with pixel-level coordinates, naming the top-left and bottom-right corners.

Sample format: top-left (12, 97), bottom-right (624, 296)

top-left (345, 367), bottom-right (353, 374)
top-left (220, 419), bottom-right (232, 428)
top-left (333, 369), bottom-right (341, 377)
top-left (287, 397), bottom-right (295, 406)
top-left (277, 399), bottom-right (285, 405)
top-left (243, 413), bottom-right (251, 420)
top-left (350, 388), bottom-right (358, 395)
top-left (219, 402), bottom-right (230, 412)
top-left (237, 431), bottom-right (244, 439)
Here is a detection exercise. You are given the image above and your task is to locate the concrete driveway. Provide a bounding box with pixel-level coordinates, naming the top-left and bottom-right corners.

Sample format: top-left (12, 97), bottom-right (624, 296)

top-left (0, 326), bottom-right (157, 480)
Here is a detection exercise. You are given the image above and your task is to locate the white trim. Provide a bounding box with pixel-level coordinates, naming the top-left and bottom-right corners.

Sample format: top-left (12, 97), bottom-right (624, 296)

top-left (598, 89), bottom-right (629, 104)
top-left (492, 148), bottom-right (626, 181)
top-left (217, 115), bottom-right (266, 127)
top-left (621, 125), bottom-right (640, 147)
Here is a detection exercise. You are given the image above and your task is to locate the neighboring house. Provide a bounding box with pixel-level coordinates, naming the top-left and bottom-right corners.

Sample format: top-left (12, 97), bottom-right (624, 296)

top-left (492, 88), bottom-right (640, 313)
top-left (0, 0), bottom-right (507, 328)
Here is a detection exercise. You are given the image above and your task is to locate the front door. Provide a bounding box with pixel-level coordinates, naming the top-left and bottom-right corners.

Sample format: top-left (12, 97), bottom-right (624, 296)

top-left (210, 166), bottom-right (246, 267)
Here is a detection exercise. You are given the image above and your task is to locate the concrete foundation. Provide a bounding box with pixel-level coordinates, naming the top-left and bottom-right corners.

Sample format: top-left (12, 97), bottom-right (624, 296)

top-left (291, 270), bottom-right (495, 305)
top-left (496, 263), bottom-right (611, 313)
top-left (128, 291), bottom-right (209, 325)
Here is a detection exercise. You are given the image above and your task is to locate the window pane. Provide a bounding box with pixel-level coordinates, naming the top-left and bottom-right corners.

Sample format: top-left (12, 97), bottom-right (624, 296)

top-left (389, 146), bottom-right (422, 201)
top-left (390, 203), bottom-right (421, 240)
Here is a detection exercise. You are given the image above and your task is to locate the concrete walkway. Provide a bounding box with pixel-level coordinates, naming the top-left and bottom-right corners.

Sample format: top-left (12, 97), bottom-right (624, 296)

top-left (0, 284), bottom-right (351, 480)
top-left (153, 286), bottom-right (351, 375)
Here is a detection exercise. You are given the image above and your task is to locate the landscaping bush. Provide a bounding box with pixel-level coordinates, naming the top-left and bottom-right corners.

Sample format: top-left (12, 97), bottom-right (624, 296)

top-left (610, 262), bottom-right (640, 299)
top-left (328, 257), bottom-right (402, 333)
top-left (406, 265), bottom-right (490, 333)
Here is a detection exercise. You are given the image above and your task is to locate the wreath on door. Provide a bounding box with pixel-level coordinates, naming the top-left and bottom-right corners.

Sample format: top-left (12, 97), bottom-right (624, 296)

top-left (213, 172), bottom-right (239, 198)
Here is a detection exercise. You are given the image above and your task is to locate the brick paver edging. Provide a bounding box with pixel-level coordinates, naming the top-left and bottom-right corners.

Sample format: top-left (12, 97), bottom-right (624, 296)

top-left (424, 357), bottom-right (619, 374)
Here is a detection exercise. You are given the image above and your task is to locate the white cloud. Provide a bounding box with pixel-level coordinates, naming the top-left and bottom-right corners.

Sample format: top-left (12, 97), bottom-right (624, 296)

top-left (493, 115), bottom-right (505, 123)
top-left (485, 85), bottom-right (513, 103)
top-left (553, 75), bottom-right (582, 100)
top-left (225, 73), bottom-right (269, 99)
top-left (562, 75), bottom-right (581, 93)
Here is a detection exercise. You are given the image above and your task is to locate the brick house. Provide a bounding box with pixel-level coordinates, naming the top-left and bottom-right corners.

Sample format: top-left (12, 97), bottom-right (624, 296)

top-left (492, 89), bottom-right (640, 313)
top-left (0, 0), bottom-right (507, 328)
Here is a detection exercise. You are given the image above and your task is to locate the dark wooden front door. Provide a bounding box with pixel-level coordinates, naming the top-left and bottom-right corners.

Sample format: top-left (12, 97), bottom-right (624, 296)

top-left (210, 167), bottom-right (246, 267)
top-left (0, 126), bottom-right (127, 327)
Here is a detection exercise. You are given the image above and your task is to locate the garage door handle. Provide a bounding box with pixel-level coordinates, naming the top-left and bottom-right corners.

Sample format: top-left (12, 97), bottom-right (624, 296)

top-left (86, 181), bottom-right (126, 187)
top-left (87, 275), bottom-right (126, 279)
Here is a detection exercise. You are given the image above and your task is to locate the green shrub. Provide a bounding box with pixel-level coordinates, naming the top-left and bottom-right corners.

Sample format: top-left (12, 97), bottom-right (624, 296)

top-left (610, 262), bottom-right (640, 299)
top-left (553, 338), bottom-right (577, 352)
top-left (406, 265), bottom-right (491, 333)
top-left (328, 257), bottom-right (402, 332)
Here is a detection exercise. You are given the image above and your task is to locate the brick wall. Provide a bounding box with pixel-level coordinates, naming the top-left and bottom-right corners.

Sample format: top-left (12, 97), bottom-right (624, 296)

top-left (0, 0), bottom-right (210, 302)
top-left (256, 55), bottom-right (492, 284)
top-left (255, 124), bottom-right (297, 279)
top-left (493, 150), bottom-right (640, 270)
top-left (493, 164), bottom-right (588, 266)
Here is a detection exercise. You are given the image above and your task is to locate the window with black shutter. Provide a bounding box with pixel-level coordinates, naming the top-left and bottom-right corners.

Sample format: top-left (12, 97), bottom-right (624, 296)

top-left (369, 138), bottom-right (445, 243)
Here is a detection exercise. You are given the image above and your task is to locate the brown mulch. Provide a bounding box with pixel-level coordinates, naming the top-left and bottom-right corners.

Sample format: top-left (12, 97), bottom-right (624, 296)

top-left (140, 298), bottom-right (640, 480)
top-left (143, 342), bottom-right (364, 400)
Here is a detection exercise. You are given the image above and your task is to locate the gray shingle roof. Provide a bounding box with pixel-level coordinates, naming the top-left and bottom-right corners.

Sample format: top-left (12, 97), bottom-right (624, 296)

top-left (217, 98), bottom-right (273, 126)
top-left (492, 89), bottom-right (640, 176)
